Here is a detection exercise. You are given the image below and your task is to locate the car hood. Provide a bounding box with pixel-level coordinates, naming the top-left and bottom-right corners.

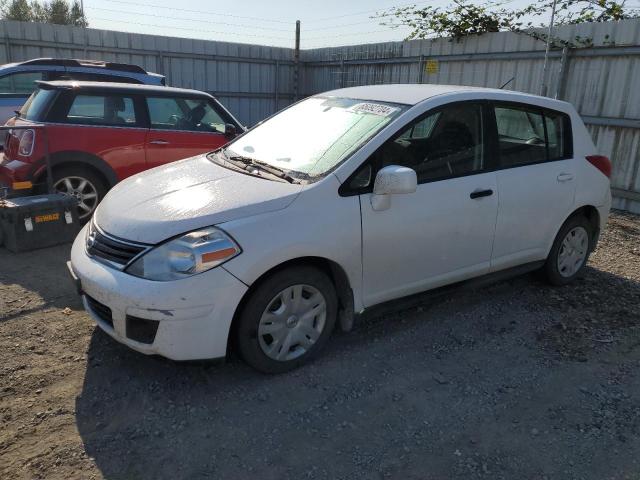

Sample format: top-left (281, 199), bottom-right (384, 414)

top-left (94, 155), bottom-right (304, 244)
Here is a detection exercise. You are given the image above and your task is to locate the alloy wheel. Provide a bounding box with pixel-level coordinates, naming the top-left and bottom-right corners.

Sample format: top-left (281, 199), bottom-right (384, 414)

top-left (54, 176), bottom-right (99, 220)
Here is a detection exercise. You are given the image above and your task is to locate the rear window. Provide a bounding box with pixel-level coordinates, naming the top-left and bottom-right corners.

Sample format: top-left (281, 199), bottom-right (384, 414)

top-left (19, 88), bottom-right (57, 121)
top-left (0, 71), bottom-right (43, 94)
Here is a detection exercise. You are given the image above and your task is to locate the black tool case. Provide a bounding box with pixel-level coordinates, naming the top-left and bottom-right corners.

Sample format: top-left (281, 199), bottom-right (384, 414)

top-left (0, 194), bottom-right (80, 252)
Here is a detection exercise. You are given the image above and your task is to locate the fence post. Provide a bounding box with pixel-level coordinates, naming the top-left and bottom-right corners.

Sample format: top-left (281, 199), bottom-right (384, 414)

top-left (4, 36), bottom-right (11, 63)
top-left (274, 60), bottom-right (279, 111)
top-left (293, 20), bottom-right (300, 101)
top-left (418, 54), bottom-right (424, 84)
top-left (554, 46), bottom-right (570, 100)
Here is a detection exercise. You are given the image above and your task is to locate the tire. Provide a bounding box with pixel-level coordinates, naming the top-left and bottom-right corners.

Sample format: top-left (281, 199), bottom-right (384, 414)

top-left (543, 215), bottom-right (594, 286)
top-left (236, 266), bottom-right (337, 374)
top-left (52, 166), bottom-right (108, 223)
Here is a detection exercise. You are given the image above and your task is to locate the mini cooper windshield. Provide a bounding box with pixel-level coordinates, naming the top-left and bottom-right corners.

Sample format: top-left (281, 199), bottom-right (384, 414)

top-left (213, 96), bottom-right (406, 181)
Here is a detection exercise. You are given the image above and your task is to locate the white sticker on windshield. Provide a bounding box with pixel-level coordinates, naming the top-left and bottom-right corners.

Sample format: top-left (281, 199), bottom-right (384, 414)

top-left (349, 103), bottom-right (398, 117)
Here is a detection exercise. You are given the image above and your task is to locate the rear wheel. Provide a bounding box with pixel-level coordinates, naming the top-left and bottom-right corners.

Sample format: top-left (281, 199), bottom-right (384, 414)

top-left (52, 167), bottom-right (107, 222)
top-left (544, 215), bottom-right (593, 286)
top-left (236, 266), bottom-right (337, 373)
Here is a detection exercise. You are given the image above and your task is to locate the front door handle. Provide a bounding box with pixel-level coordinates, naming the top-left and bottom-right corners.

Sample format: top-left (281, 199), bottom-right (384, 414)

top-left (557, 172), bottom-right (574, 182)
top-left (149, 139), bottom-right (170, 145)
top-left (470, 189), bottom-right (493, 199)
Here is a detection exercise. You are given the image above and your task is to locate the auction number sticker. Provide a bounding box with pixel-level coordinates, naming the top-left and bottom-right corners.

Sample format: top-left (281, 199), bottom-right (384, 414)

top-left (349, 103), bottom-right (398, 117)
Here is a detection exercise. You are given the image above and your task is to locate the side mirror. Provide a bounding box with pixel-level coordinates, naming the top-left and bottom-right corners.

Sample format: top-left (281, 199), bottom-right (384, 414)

top-left (224, 123), bottom-right (237, 138)
top-left (371, 165), bottom-right (417, 211)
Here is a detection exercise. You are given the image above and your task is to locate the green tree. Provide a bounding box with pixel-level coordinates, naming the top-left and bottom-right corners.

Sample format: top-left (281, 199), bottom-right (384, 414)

top-left (47, 0), bottom-right (69, 24)
top-left (1, 0), bottom-right (33, 21)
top-left (69, 1), bottom-right (86, 27)
top-left (377, 0), bottom-right (639, 42)
top-left (1, 0), bottom-right (88, 26)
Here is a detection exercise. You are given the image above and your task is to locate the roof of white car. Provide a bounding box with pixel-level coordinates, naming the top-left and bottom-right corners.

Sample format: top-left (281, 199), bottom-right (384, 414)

top-left (321, 84), bottom-right (548, 106)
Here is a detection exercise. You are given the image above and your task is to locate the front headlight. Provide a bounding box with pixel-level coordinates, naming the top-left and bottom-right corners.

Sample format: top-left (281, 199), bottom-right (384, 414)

top-left (126, 227), bottom-right (241, 281)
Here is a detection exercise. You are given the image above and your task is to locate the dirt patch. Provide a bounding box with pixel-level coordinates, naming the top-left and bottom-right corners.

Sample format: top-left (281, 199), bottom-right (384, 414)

top-left (1, 211), bottom-right (639, 479)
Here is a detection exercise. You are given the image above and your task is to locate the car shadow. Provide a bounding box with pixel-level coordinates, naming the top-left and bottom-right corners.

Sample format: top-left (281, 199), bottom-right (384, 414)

top-left (0, 242), bottom-right (82, 322)
top-left (74, 263), bottom-right (640, 479)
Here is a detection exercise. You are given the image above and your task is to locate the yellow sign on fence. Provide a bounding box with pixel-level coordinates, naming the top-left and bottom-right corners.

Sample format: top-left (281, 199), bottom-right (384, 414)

top-left (425, 59), bottom-right (439, 74)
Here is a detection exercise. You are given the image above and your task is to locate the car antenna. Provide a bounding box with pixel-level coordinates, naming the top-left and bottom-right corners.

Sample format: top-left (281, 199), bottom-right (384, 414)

top-left (499, 76), bottom-right (515, 89)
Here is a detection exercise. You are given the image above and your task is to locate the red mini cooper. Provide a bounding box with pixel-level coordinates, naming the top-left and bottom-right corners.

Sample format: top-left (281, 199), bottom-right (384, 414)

top-left (0, 81), bottom-right (244, 219)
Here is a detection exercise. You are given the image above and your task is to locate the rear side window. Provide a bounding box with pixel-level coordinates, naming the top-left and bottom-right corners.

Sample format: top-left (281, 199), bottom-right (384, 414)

top-left (544, 110), bottom-right (570, 161)
top-left (65, 94), bottom-right (137, 126)
top-left (494, 104), bottom-right (572, 168)
top-left (0, 71), bottom-right (44, 94)
top-left (147, 97), bottom-right (226, 133)
top-left (19, 88), bottom-right (57, 121)
top-left (47, 71), bottom-right (141, 84)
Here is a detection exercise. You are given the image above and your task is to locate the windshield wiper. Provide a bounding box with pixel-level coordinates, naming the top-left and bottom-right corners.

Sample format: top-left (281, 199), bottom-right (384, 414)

top-left (227, 153), bottom-right (303, 184)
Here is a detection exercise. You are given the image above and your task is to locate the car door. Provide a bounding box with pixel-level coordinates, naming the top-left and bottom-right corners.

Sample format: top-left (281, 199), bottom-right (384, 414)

top-left (357, 102), bottom-right (499, 307)
top-left (490, 103), bottom-right (577, 271)
top-left (51, 91), bottom-right (149, 179)
top-left (144, 96), bottom-right (234, 169)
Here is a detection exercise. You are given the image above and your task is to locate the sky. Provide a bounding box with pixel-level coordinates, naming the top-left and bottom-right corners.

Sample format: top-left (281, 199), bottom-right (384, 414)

top-left (83, 0), bottom-right (543, 49)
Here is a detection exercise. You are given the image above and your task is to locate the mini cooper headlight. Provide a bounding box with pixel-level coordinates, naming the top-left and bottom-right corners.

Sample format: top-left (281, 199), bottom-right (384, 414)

top-left (126, 227), bottom-right (241, 281)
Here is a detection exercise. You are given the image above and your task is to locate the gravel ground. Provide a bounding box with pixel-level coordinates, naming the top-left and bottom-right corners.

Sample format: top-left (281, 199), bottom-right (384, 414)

top-left (1, 211), bottom-right (639, 480)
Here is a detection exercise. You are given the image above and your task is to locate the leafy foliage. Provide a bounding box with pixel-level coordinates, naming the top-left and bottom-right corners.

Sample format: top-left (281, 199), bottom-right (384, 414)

top-left (1, 0), bottom-right (87, 26)
top-left (377, 0), bottom-right (639, 42)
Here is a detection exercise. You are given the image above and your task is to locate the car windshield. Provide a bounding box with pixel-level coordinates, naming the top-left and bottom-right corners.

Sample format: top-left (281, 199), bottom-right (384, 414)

top-left (220, 96), bottom-right (406, 179)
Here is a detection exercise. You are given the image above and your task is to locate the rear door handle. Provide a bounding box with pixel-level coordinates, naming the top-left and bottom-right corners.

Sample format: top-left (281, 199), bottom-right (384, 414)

top-left (470, 189), bottom-right (493, 199)
top-left (149, 139), bottom-right (170, 145)
top-left (557, 173), bottom-right (574, 182)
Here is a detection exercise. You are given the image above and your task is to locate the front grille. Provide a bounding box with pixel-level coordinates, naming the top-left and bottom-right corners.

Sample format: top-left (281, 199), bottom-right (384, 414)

top-left (86, 295), bottom-right (113, 328)
top-left (87, 223), bottom-right (148, 268)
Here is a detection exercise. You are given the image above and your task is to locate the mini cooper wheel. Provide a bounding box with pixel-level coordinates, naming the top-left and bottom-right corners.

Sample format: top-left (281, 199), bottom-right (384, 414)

top-left (52, 167), bottom-right (107, 221)
top-left (544, 215), bottom-right (593, 286)
top-left (236, 266), bottom-right (337, 373)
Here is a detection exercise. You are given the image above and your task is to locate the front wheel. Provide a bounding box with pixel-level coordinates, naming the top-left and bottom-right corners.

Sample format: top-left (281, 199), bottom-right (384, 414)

top-left (543, 215), bottom-right (593, 286)
top-left (236, 266), bottom-right (337, 373)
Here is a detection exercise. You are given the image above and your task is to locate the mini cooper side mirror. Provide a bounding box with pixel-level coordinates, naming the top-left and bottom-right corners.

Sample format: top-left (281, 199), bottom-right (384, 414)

top-left (371, 165), bottom-right (417, 211)
top-left (224, 123), bottom-right (237, 137)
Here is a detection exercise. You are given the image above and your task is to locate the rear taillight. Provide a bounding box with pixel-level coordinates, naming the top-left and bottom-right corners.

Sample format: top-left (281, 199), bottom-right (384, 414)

top-left (18, 129), bottom-right (35, 156)
top-left (586, 155), bottom-right (612, 178)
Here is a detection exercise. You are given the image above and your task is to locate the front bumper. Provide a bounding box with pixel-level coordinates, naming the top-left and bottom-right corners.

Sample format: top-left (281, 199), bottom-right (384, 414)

top-left (69, 225), bottom-right (248, 360)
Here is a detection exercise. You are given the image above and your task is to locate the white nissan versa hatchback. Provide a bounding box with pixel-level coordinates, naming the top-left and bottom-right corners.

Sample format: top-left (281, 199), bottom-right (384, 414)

top-left (68, 84), bottom-right (612, 373)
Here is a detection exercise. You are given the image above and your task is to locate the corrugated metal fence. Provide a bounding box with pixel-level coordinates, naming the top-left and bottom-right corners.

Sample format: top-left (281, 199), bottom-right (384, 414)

top-left (1, 19), bottom-right (639, 212)
top-left (0, 20), bottom-right (297, 127)
top-left (302, 19), bottom-right (640, 213)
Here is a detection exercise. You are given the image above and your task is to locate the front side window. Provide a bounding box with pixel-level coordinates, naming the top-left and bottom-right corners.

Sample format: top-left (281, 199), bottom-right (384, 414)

top-left (0, 71), bottom-right (44, 94)
top-left (224, 96), bottom-right (406, 179)
top-left (147, 97), bottom-right (225, 133)
top-left (371, 102), bottom-right (485, 184)
top-left (65, 94), bottom-right (137, 126)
